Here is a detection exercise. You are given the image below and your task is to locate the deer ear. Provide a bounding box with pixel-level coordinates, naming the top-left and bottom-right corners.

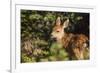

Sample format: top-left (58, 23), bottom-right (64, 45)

top-left (63, 19), bottom-right (69, 28)
top-left (56, 17), bottom-right (61, 26)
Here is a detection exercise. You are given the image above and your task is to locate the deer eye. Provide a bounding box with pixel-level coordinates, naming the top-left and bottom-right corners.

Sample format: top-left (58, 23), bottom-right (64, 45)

top-left (56, 31), bottom-right (60, 32)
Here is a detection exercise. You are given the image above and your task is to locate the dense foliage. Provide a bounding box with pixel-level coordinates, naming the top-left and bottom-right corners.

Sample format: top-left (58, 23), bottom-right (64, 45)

top-left (21, 10), bottom-right (89, 63)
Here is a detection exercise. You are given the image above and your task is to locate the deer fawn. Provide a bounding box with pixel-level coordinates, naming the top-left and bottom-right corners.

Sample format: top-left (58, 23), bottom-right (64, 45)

top-left (51, 17), bottom-right (89, 60)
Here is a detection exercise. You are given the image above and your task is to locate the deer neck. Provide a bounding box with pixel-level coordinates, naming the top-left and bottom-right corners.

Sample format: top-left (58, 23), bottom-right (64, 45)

top-left (61, 33), bottom-right (73, 48)
top-left (56, 33), bottom-right (67, 44)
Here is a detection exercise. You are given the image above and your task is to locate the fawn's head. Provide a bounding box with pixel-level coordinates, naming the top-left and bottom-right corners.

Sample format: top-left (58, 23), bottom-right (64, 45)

top-left (51, 17), bottom-right (69, 42)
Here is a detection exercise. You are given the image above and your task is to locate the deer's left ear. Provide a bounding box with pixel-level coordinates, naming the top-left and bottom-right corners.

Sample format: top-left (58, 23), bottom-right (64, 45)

top-left (56, 17), bottom-right (61, 26)
top-left (63, 19), bottom-right (69, 28)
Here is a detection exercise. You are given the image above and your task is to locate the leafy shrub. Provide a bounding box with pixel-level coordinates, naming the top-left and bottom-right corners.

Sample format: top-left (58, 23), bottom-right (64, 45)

top-left (21, 10), bottom-right (89, 63)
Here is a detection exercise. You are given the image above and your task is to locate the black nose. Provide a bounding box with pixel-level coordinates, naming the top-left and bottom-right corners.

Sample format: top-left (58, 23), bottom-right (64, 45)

top-left (51, 37), bottom-right (57, 42)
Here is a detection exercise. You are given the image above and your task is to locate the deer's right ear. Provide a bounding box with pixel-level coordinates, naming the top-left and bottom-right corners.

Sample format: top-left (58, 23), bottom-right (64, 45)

top-left (56, 17), bottom-right (61, 26)
top-left (63, 18), bottom-right (69, 28)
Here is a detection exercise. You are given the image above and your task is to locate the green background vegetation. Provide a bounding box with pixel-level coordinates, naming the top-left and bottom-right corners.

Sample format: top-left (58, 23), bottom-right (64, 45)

top-left (21, 10), bottom-right (89, 63)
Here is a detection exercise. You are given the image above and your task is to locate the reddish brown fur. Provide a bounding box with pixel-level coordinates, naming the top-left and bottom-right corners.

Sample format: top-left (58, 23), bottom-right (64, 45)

top-left (51, 17), bottom-right (89, 60)
top-left (62, 33), bottom-right (88, 60)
